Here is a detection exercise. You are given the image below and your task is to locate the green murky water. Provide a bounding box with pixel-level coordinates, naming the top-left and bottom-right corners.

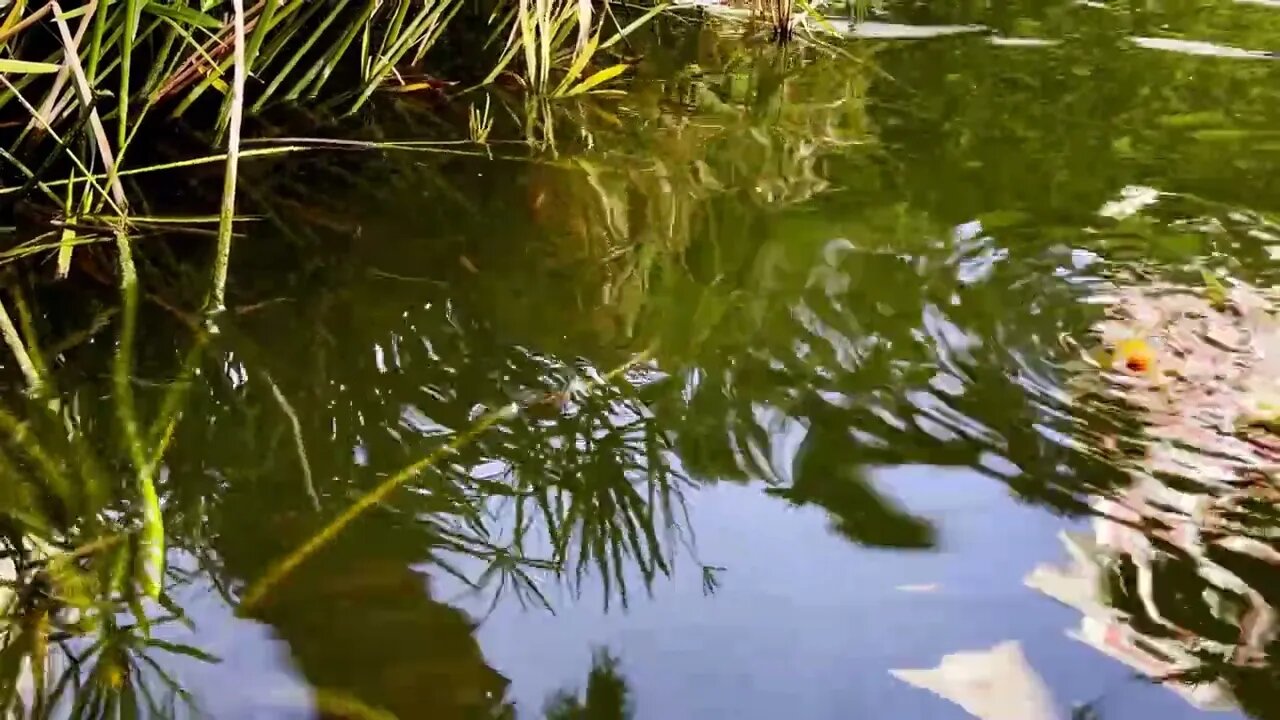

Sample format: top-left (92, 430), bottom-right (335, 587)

top-left (5, 0), bottom-right (1280, 717)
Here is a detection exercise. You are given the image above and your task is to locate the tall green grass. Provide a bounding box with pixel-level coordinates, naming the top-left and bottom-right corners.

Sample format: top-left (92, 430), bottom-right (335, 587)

top-left (0, 0), bottom-right (663, 294)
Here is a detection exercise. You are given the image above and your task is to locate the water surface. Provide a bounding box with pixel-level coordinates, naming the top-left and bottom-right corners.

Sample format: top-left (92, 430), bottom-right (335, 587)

top-left (6, 0), bottom-right (1280, 717)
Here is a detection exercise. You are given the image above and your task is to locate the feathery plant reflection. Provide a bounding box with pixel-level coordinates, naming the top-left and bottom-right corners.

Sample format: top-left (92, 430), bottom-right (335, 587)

top-left (0, 250), bottom-right (699, 715)
top-left (0, 242), bottom-right (215, 717)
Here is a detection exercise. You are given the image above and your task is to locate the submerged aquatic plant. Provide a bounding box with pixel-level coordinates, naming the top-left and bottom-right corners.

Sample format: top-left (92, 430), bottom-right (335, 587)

top-left (0, 532), bottom-right (217, 717)
top-left (0, 213), bottom-right (225, 713)
top-left (239, 345), bottom-right (660, 611)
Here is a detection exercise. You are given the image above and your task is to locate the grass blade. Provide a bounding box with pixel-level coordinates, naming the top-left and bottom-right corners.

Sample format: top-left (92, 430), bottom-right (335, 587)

top-left (598, 2), bottom-right (667, 50)
top-left (210, 0), bottom-right (247, 318)
top-left (50, 0), bottom-right (129, 212)
top-left (0, 59), bottom-right (61, 73)
top-left (120, 0), bottom-right (143, 150)
top-left (303, 0), bottom-right (378, 99)
top-left (142, 3), bottom-right (222, 28)
top-left (251, 0), bottom-right (352, 113)
top-left (561, 63), bottom-right (628, 96)
top-left (0, 298), bottom-right (43, 394)
top-left (0, 145), bottom-right (307, 197)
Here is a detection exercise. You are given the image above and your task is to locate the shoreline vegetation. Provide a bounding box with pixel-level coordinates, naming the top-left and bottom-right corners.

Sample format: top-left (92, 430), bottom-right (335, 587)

top-left (0, 0), bottom-right (669, 310)
top-left (0, 2), bottom-right (680, 712)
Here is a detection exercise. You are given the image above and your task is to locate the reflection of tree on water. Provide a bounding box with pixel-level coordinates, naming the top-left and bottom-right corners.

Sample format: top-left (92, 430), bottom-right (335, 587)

top-left (766, 413), bottom-right (934, 549)
top-left (543, 648), bottom-right (633, 720)
top-left (219, 503), bottom-right (515, 718)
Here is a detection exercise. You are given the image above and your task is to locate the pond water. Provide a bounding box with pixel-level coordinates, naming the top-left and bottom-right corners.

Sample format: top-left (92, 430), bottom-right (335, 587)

top-left (5, 0), bottom-right (1280, 717)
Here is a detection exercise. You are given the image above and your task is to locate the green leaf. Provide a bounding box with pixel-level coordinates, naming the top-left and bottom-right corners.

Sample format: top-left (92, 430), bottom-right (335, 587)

top-left (553, 32), bottom-right (600, 96)
top-left (598, 2), bottom-right (667, 51)
top-left (144, 639), bottom-right (222, 664)
top-left (143, 3), bottom-right (223, 28)
top-left (0, 59), bottom-right (61, 74)
top-left (1201, 268), bottom-right (1228, 309)
top-left (562, 63), bottom-right (628, 96)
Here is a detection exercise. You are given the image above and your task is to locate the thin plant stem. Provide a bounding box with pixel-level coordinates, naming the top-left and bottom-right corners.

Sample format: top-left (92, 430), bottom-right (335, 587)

top-left (112, 229), bottom-right (164, 599)
top-left (0, 1), bottom-right (53, 44)
top-left (10, 284), bottom-right (52, 392)
top-left (0, 297), bottom-right (42, 394)
top-left (0, 76), bottom-right (124, 216)
top-left (264, 371), bottom-right (319, 511)
top-left (0, 146), bottom-right (308, 197)
top-left (50, 0), bottom-right (128, 212)
top-left (209, 0), bottom-right (247, 320)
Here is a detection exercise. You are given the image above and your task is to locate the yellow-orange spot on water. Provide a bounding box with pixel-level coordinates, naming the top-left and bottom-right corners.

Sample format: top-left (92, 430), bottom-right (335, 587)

top-left (1116, 338), bottom-right (1156, 374)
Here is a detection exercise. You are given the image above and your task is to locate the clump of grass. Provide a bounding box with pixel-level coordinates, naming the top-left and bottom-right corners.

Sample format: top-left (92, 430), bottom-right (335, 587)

top-left (1, 0), bottom-right (481, 136)
top-left (484, 0), bottom-right (667, 97)
top-left (0, 0), bottom-right (661, 174)
top-left (0, 0), bottom-right (664, 317)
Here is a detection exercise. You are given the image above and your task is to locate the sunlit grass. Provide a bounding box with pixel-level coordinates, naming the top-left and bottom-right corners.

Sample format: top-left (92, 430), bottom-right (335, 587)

top-left (0, 0), bottom-right (664, 289)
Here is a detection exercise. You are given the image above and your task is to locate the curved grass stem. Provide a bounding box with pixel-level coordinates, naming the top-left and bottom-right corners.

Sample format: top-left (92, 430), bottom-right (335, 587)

top-left (208, 0), bottom-right (247, 321)
top-left (112, 230), bottom-right (164, 600)
top-left (0, 298), bottom-right (43, 395)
